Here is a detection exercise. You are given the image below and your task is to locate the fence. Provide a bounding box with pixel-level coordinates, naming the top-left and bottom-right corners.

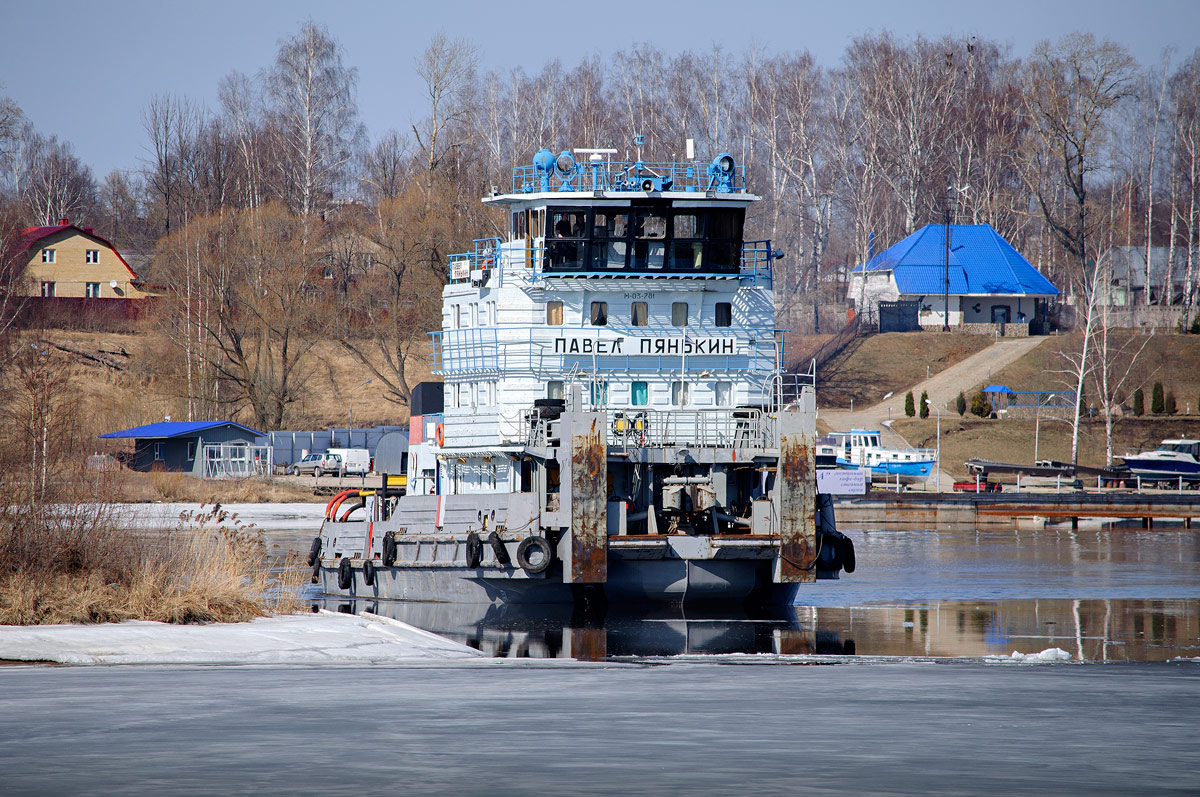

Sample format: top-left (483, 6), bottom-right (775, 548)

top-left (266, 425), bottom-right (408, 467)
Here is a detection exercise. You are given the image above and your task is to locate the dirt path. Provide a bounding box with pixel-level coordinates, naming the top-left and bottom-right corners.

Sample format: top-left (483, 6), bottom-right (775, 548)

top-left (819, 335), bottom-right (1047, 487)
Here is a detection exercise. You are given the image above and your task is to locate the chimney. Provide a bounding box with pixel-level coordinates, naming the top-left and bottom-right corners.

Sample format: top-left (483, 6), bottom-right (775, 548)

top-left (59, 217), bottom-right (69, 226)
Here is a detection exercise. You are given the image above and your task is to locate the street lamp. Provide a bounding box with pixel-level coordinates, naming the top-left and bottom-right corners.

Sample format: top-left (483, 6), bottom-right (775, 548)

top-left (348, 378), bottom-right (373, 446)
top-left (925, 397), bottom-right (941, 493)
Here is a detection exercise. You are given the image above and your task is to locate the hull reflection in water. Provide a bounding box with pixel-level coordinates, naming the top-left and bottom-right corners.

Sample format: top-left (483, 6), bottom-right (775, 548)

top-left (317, 599), bottom-right (856, 661)
top-left (318, 595), bottom-right (1200, 662)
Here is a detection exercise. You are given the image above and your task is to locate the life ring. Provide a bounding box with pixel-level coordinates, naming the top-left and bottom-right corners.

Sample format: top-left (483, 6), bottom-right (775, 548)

top-left (306, 536), bottom-right (322, 566)
top-left (839, 535), bottom-right (856, 574)
top-left (516, 536), bottom-right (553, 575)
top-left (337, 557), bottom-right (353, 590)
top-left (435, 424), bottom-right (445, 446)
top-left (488, 531), bottom-right (511, 566)
top-left (382, 533), bottom-right (397, 567)
top-left (466, 532), bottom-right (483, 568)
top-left (362, 559), bottom-right (376, 587)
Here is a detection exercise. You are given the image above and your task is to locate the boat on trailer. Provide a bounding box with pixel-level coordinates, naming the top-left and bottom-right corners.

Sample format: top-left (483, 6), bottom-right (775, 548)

top-left (310, 144), bottom-right (853, 606)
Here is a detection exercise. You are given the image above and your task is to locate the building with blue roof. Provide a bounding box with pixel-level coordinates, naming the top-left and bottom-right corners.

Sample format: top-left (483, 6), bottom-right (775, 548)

top-left (99, 421), bottom-right (269, 477)
top-left (846, 224), bottom-right (1059, 331)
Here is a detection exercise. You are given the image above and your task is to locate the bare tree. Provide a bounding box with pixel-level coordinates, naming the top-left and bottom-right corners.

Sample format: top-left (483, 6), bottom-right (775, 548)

top-left (16, 128), bottom-right (97, 226)
top-left (266, 21), bottom-right (364, 217)
top-left (413, 32), bottom-right (478, 200)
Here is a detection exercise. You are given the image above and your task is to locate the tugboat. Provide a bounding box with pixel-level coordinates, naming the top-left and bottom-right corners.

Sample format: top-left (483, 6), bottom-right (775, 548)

top-left (310, 144), bottom-right (853, 605)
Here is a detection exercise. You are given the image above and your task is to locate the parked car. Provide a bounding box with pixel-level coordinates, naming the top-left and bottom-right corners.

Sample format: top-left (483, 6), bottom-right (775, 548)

top-left (325, 448), bottom-right (371, 476)
top-left (290, 452), bottom-right (342, 477)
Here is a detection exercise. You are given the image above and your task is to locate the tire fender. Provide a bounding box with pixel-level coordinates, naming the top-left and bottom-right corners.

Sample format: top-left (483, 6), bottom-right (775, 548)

top-left (465, 532), bottom-right (483, 568)
top-left (382, 533), bottom-right (397, 567)
top-left (516, 536), bottom-right (553, 575)
top-left (337, 557), bottom-right (353, 590)
top-left (306, 536), bottom-right (322, 566)
top-left (362, 559), bottom-right (376, 587)
top-left (840, 535), bottom-right (856, 574)
top-left (488, 531), bottom-right (511, 567)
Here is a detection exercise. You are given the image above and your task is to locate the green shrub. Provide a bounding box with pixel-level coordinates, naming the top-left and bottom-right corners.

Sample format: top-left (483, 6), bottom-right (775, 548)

top-left (1152, 382), bottom-right (1165, 414)
top-left (1190, 316), bottom-right (1200, 334)
top-left (955, 392), bottom-right (966, 416)
top-left (904, 391), bottom-right (915, 417)
top-left (1166, 392), bottom-right (1177, 415)
top-left (970, 391), bottom-right (989, 417)
top-left (919, 390), bottom-right (929, 418)
top-left (1132, 388), bottom-right (1144, 416)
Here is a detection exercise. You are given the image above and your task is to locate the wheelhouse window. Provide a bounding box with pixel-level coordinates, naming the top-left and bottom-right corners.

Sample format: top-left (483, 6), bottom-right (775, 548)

top-left (590, 381), bottom-right (608, 407)
top-left (546, 300), bottom-right (563, 326)
top-left (715, 302), bottom-right (732, 327)
top-left (547, 381), bottom-right (564, 400)
top-left (541, 206), bottom-right (744, 275)
top-left (715, 382), bottom-right (732, 406)
top-left (671, 302), bottom-right (688, 327)
top-left (545, 210), bottom-right (587, 270)
top-left (590, 301), bottom-right (607, 326)
top-left (631, 301), bottom-right (648, 327)
top-left (85, 249), bottom-right (99, 264)
top-left (631, 381), bottom-right (648, 406)
top-left (671, 381), bottom-right (690, 406)
top-left (42, 249), bottom-right (55, 264)
top-left (85, 282), bottom-right (101, 298)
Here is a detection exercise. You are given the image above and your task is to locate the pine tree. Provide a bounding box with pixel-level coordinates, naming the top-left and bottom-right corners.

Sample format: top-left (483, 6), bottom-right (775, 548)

top-left (919, 390), bottom-right (929, 418)
top-left (1152, 382), bottom-right (1165, 414)
top-left (1132, 388), bottom-right (1144, 416)
top-left (955, 392), bottom-right (966, 416)
top-left (904, 391), bottom-right (915, 417)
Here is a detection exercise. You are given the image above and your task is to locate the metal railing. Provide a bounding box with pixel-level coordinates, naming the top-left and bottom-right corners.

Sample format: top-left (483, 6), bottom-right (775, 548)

top-left (511, 159), bottom-right (744, 194)
top-left (445, 238), bottom-right (774, 288)
top-left (431, 325), bottom-right (783, 376)
top-left (520, 407), bottom-right (776, 451)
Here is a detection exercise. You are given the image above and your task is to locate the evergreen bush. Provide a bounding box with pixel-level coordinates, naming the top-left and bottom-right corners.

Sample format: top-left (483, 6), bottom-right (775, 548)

top-left (1152, 382), bottom-right (1165, 414)
top-left (904, 391), bottom-right (915, 417)
top-left (919, 390), bottom-right (929, 418)
top-left (1132, 388), bottom-right (1144, 416)
top-left (1166, 392), bottom-right (1177, 415)
top-left (970, 391), bottom-right (989, 417)
top-left (955, 392), bottom-right (966, 416)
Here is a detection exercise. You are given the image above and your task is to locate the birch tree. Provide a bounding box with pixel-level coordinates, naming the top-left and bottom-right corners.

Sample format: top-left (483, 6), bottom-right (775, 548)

top-left (266, 21), bottom-right (364, 217)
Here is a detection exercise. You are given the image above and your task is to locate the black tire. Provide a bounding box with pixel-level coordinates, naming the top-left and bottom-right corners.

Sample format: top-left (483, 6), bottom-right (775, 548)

top-left (839, 535), bottom-right (856, 574)
top-left (291, 466), bottom-right (300, 476)
top-left (310, 559), bottom-right (321, 585)
top-left (337, 557), bottom-right (353, 590)
top-left (489, 531), bottom-right (511, 567)
top-left (306, 536), bottom-right (322, 566)
top-left (466, 532), bottom-right (483, 568)
top-left (314, 467), bottom-right (323, 478)
top-left (362, 559), bottom-right (376, 587)
top-left (382, 533), bottom-right (397, 567)
top-left (516, 536), bottom-right (553, 575)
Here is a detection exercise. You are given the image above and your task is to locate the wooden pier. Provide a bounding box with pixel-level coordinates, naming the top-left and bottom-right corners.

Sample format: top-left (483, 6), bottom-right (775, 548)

top-left (833, 491), bottom-right (1200, 529)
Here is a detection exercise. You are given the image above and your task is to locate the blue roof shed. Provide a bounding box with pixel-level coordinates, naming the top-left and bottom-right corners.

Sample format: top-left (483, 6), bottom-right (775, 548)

top-left (99, 421), bottom-right (265, 475)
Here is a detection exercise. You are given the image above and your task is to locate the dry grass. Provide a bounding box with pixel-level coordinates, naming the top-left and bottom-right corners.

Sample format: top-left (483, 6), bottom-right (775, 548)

top-left (0, 503), bottom-right (304, 626)
top-left (817, 331), bottom-right (992, 409)
top-left (107, 469), bottom-right (323, 503)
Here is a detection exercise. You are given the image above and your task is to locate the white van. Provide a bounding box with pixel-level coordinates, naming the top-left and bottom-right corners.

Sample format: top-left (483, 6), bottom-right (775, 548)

top-left (325, 448), bottom-right (371, 476)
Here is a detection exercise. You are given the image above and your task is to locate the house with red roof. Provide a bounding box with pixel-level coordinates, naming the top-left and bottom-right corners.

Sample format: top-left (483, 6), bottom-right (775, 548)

top-left (15, 218), bottom-right (150, 299)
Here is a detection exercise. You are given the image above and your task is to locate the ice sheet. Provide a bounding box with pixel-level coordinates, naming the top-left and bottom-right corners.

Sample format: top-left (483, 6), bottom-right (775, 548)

top-left (0, 610), bottom-right (483, 665)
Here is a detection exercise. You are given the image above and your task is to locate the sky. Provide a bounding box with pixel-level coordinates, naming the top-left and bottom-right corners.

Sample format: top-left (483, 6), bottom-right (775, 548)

top-left (1, 0), bottom-right (1197, 180)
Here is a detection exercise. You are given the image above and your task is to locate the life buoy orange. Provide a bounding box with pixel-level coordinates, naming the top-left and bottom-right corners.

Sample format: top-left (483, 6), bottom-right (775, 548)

top-left (435, 423), bottom-right (445, 446)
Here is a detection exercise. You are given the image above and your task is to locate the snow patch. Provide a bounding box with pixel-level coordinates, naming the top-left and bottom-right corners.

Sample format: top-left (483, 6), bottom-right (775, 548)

top-left (985, 647), bottom-right (1072, 664)
top-left (0, 610), bottom-right (483, 665)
